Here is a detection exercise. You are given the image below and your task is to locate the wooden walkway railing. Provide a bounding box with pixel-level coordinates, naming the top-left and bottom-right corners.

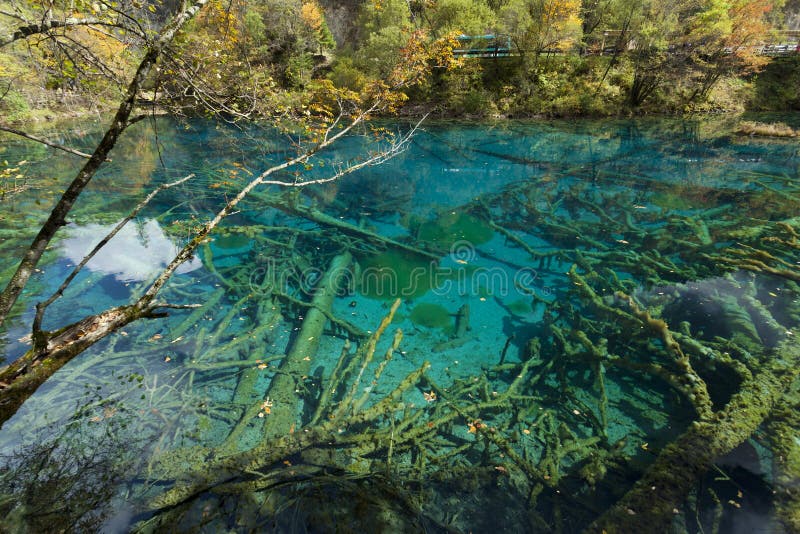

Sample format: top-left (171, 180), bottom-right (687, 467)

top-left (452, 31), bottom-right (800, 59)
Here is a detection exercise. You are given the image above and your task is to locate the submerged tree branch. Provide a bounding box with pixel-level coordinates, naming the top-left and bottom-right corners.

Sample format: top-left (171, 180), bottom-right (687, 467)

top-left (137, 109), bottom-right (420, 307)
top-left (587, 341), bottom-right (800, 533)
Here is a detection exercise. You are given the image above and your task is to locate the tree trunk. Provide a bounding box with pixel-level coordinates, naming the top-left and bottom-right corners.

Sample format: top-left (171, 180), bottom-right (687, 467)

top-left (262, 251), bottom-right (353, 440)
top-left (0, 0), bottom-right (209, 326)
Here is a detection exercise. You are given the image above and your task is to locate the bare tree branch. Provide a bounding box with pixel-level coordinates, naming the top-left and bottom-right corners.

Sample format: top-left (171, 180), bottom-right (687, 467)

top-left (0, 17), bottom-right (135, 48)
top-left (158, 52), bottom-right (259, 120)
top-left (149, 303), bottom-right (203, 310)
top-left (0, 9), bottom-right (27, 23)
top-left (0, 0), bottom-right (209, 326)
top-left (0, 125), bottom-right (100, 160)
top-left (31, 173), bottom-right (196, 340)
top-left (95, 0), bottom-right (148, 41)
top-left (139, 101), bottom-right (386, 304)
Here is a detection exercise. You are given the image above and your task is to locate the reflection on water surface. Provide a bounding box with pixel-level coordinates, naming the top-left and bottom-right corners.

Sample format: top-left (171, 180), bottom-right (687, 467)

top-left (61, 219), bottom-right (203, 282)
top-left (0, 115), bottom-right (799, 533)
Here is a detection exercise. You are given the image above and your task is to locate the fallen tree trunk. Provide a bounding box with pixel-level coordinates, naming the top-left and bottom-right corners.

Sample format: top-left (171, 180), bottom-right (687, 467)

top-left (0, 303), bottom-right (161, 425)
top-left (764, 390), bottom-right (800, 532)
top-left (586, 340), bottom-right (800, 533)
top-left (262, 251), bottom-right (353, 440)
top-left (142, 300), bottom-right (420, 518)
top-left (216, 297), bottom-right (284, 452)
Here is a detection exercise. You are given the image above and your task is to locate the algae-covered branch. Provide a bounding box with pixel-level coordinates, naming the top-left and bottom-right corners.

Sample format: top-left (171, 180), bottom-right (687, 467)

top-left (2, 115), bottom-right (800, 532)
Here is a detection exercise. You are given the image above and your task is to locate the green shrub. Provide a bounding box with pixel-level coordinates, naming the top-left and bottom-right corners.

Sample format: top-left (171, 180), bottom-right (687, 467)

top-left (0, 89), bottom-right (31, 122)
top-left (328, 56), bottom-right (369, 92)
top-left (749, 56), bottom-right (800, 111)
top-left (285, 53), bottom-right (314, 88)
top-left (457, 89), bottom-right (494, 115)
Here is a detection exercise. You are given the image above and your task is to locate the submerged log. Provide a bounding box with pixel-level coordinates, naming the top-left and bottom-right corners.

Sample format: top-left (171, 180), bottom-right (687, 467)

top-left (264, 195), bottom-right (442, 261)
top-left (586, 340), bottom-right (800, 533)
top-left (262, 251), bottom-right (353, 440)
top-left (432, 304), bottom-right (471, 353)
top-left (765, 394), bottom-right (800, 532)
top-left (218, 299), bottom-right (284, 452)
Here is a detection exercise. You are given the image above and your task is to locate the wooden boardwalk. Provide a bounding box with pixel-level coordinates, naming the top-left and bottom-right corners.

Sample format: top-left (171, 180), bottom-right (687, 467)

top-left (452, 31), bottom-right (800, 59)
top-left (453, 34), bottom-right (512, 58)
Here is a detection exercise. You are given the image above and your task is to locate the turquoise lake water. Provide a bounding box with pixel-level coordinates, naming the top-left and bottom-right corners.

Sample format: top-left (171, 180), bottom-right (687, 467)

top-left (0, 115), bottom-right (799, 532)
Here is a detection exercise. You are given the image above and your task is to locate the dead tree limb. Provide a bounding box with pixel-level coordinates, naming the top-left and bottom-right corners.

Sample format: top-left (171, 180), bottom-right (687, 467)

top-left (0, 17), bottom-right (134, 48)
top-left (0, 0), bottom-right (209, 326)
top-left (0, 125), bottom-right (100, 160)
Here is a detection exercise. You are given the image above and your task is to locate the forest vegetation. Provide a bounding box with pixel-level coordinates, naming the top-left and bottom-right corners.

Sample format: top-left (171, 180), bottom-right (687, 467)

top-left (1, 0), bottom-right (799, 124)
top-left (1, 1), bottom-right (800, 532)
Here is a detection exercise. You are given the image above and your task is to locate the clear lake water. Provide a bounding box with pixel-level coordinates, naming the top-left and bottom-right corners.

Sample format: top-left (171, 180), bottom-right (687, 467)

top-left (1, 114), bottom-right (799, 532)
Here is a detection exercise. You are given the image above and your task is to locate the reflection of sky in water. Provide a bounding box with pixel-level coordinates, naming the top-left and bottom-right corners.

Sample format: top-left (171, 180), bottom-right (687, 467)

top-left (1, 116), bottom-right (798, 532)
top-left (60, 219), bottom-right (202, 282)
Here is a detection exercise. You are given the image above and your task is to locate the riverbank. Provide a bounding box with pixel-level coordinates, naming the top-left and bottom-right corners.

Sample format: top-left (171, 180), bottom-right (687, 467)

top-left (3, 54), bottom-right (799, 128)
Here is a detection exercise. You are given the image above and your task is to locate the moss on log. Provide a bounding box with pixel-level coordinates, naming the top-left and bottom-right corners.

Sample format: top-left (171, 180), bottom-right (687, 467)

top-left (587, 340), bottom-right (800, 533)
top-left (262, 251), bottom-right (353, 440)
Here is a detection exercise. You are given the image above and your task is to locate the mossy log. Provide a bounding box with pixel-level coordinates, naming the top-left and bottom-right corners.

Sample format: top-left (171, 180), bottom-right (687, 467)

top-left (586, 341), bottom-right (800, 533)
top-left (145, 361), bottom-right (430, 515)
top-left (264, 195), bottom-right (441, 261)
top-left (217, 299), bottom-right (284, 453)
top-left (262, 251), bottom-right (353, 440)
top-left (764, 389), bottom-right (800, 532)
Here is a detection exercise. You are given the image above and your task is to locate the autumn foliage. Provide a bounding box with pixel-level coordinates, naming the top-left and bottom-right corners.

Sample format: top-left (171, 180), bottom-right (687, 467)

top-left (0, 0), bottom-right (796, 122)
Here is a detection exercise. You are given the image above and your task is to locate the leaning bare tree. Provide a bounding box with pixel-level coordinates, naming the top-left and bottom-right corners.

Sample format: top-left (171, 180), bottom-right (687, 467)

top-left (0, 0), bottom-right (211, 324)
top-left (0, 12), bottom-right (457, 423)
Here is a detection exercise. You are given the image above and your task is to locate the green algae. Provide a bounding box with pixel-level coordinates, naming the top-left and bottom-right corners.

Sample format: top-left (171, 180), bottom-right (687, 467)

top-left (214, 233), bottom-right (251, 250)
top-left (508, 299), bottom-right (532, 315)
top-left (357, 249), bottom-right (437, 299)
top-left (416, 211), bottom-right (493, 247)
top-left (651, 192), bottom-right (693, 211)
top-left (356, 247), bottom-right (476, 300)
top-left (409, 302), bottom-right (454, 335)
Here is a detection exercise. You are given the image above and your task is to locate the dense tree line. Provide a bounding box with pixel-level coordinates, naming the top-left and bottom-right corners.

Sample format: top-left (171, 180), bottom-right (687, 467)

top-left (1, 0), bottom-right (798, 120)
top-left (175, 0), bottom-right (795, 114)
